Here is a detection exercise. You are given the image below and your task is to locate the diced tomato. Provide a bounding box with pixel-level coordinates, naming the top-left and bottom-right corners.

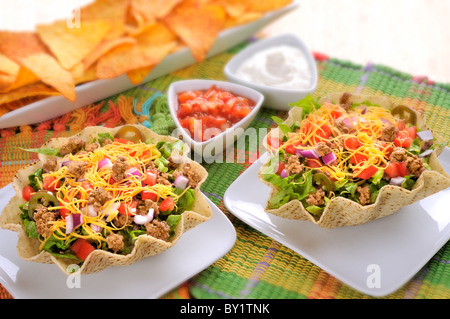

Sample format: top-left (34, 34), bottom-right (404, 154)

top-left (355, 165), bottom-right (378, 180)
top-left (143, 169), bottom-right (158, 186)
top-left (59, 202), bottom-right (71, 219)
top-left (71, 238), bottom-right (95, 261)
top-left (384, 162), bottom-right (409, 178)
top-left (118, 201), bottom-right (137, 216)
top-left (43, 176), bottom-right (60, 193)
top-left (344, 137), bottom-right (362, 150)
top-left (267, 137), bottom-right (282, 149)
top-left (305, 159), bottom-right (323, 168)
top-left (159, 197), bottom-right (175, 212)
top-left (405, 126), bottom-right (417, 139)
top-left (80, 181), bottom-right (94, 193)
top-left (394, 131), bottom-right (413, 148)
top-left (329, 109), bottom-right (344, 119)
top-left (397, 120), bottom-right (406, 131)
top-left (276, 161), bottom-right (286, 175)
top-left (114, 138), bottom-right (133, 144)
top-left (178, 91), bottom-right (198, 103)
top-left (22, 185), bottom-right (35, 201)
top-left (312, 124), bottom-right (332, 143)
top-left (350, 153), bottom-right (368, 164)
top-left (141, 190), bottom-right (158, 201)
top-left (285, 144), bottom-right (297, 155)
top-left (376, 141), bottom-right (394, 157)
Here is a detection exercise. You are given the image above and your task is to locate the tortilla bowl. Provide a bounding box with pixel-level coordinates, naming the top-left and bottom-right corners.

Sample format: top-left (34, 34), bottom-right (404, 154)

top-left (259, 93), bottom-right (450, 228)
top-left (0, 125), bottom-right (213, 275)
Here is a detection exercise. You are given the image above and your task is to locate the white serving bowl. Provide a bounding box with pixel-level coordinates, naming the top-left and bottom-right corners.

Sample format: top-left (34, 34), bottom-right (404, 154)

top-left (167, 79), bottom-right (264, 160)
top-left (224, 33), bottom-right (318, 111)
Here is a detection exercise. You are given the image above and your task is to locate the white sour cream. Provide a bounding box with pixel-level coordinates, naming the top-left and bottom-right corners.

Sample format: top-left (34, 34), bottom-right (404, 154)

top-left (235, 45), bottom-right (311, 90)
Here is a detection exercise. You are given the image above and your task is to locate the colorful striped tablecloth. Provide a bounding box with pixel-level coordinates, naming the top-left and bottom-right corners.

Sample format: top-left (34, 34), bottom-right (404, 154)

top-left (1, 39), bottom-right (449, 299)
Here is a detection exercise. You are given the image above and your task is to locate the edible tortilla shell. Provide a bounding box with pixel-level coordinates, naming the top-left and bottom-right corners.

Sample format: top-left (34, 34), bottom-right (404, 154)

top-left (0, 125), bottom-right (212, 275)
top-left (259, 93), bottom-right (450, 228)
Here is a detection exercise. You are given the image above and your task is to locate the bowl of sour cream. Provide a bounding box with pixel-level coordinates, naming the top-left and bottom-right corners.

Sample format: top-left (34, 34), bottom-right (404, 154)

top-left (224, 33), bottom-right (318, 111)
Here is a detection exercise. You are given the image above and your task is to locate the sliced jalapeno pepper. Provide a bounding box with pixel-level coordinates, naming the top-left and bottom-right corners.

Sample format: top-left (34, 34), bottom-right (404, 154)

top-left (391, 105), bottom-right (417, 125)
top-left (313, 173), bottom-right (334, 192)
top-left (27, 191), bottom-right (59, 220)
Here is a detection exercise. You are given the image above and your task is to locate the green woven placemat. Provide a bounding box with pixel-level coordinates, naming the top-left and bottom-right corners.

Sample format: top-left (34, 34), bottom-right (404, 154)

top-left (0, 39), bottom-right (449, 299)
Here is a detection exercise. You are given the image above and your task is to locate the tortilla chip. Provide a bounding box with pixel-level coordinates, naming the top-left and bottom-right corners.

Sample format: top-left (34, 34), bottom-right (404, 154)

top-left (0, 32), bottom-right (76, 102)
top-left (82, 36), bottom-right (137, 71)
top-left (70, 63), bottom-right (98, 85)
top-left (260, 93), bottom-right (450, 229)
top-left (80, 0), bottom-right (128, 39)
top-left (164, 2), bottom-right (226, 61)
top-left (0, 53), bottom-right (20, 76)
top-left (0, 83), bottom-right (60, 105)
top-left (36, 20), bottom-right (111, 70)
top-left (248, 0), bottom-right (293, 12)
top-left (0, 125), bottom-right (212, 275)
top-left (130, 0), bottom-right (182, 26)
top-left (96, 23), bottom-right (178, 81)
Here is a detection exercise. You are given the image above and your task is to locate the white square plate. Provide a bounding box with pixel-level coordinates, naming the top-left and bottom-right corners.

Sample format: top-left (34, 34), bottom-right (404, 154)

top-left (224, 148), bottom-right (450, 297)
top-left (0, 185), bottom-right (236, 299)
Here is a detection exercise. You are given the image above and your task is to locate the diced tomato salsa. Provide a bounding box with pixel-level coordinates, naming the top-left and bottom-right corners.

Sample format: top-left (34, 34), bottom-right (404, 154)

top-left (177, 85), bottom-right (256, 142)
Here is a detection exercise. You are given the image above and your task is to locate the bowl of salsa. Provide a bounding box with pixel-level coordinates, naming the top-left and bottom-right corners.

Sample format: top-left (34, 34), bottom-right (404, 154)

top-left (167, 79), bottom-right (264, 159)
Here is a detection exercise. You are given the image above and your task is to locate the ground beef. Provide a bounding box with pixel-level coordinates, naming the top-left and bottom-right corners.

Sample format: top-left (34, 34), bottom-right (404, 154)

top-left (102, 138), bottom-right (113, 146)
top-left (85, 142), bottom-right (100, 153)
top-left (357, 186), bottom-right (371, 205)
top-left (157, 172), bottom-right (172, 186)
top-left (306, 188), bottom-right (326, 206)
top-left (285, 155), bottom-right (304, 175)
top-left (315, 142), bottom-right (332, 156)
top-left (42, 158), bottom-right (58, 173)
top-left (145, 219), bottom-right (170, 241)
top-left (389, 147), bottom-right (408, 162)
top-left (381, 123), bottom-right (398, 142)
top-left (112, 156), bottom-right (129, 181)
top-left (106, 233), bottom-right (124, 253)
top-left (88, 187), bottom-right (113, 210)
top-left (59, 137), bottom-right (85, 156)
top-left (113, 214), bottom-right (133, 228)
top-left (405, 155), bottom-right (426, 177)
top-left (334, 118), bottom-right (350, 134)
top-left (67, 161), bottom-right (87, 178)
top-left (339, 93), bottom-right (353, 111)
top-left (174, 163), bottom-right (202, 188)
top-left (34, 205), bottom-right (58, 237)
top-left (136, 199), bottom-right (159, 216)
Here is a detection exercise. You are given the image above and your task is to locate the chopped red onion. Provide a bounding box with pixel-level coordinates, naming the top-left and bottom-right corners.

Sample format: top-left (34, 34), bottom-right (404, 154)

top-left (340, 116), bottom-right (367, 131)
top-left (126, 167), bottom-right (142, 180)
top-left (98, 157), bottom-right (112, 170)
top-left (280, 169), bottom-right (288, 179)
top-left (86, 204), bottom-right (98, 217)
top-left (174, 174), bottom-right (189, 189)
top-left (101, 202), bottom-right (120, 217)
top-left (419, 149), bottom-right (433, 158)
top-left (390, 177), bottom-right (405, 186)
top-left (133, 209), bottom-right (154, 225)
top-left (297, 149), bottom-right (320, 159)
top-left (90, 224), bottom-right (102, 233)
top-left (321, 152), bottom-right (337, 165)
top-left (417, 130), bottom-right (434, 141)
top-left (65, 214), bottom-right (83, 234)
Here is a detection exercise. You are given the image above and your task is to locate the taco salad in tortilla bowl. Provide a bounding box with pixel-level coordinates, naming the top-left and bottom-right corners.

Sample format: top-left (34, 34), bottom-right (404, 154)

top-left (259, 93), bottom-right (450, 229)
top-left (0, 125), bottom-right (212, 275)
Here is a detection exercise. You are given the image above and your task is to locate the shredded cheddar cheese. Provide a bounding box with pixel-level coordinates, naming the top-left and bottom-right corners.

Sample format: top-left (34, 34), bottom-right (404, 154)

top-left (278, 102), bottom-right (400, 182)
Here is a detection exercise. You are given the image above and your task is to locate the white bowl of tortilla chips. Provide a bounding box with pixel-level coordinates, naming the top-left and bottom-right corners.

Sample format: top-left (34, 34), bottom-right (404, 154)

top-left (0, 125), bottom-right (212, 275)
top-left (259, 93), bottom-right (450, 229)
